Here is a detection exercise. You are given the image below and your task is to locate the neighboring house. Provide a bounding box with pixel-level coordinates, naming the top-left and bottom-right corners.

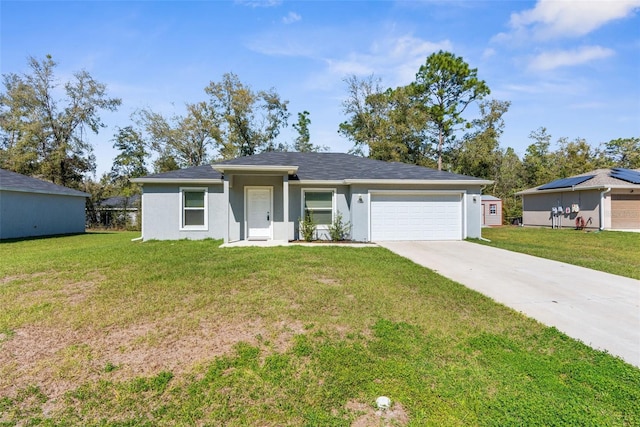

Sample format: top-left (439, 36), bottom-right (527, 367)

top-left (0, 168), bottom-right (89, 240)
top-left (132, 152), bottom-right (492, 243)
top-left (94, 195), bottom-right (140, 228)
top-left (481, 195), bottom-right (502, 226)
top-left (516, 168), bottom-right (640, 231)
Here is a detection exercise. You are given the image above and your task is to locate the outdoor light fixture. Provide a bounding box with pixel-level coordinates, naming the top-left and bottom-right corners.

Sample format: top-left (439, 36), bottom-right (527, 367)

top-left (358, 195), bottom-right (363, 203)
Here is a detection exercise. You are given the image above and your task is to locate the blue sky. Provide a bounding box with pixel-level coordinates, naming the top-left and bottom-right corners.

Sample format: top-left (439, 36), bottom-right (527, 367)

top-left (2, 0), bottom-right (639, 176)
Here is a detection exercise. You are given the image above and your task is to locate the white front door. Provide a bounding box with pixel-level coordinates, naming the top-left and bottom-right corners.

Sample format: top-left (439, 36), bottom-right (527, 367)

top-left (246, 187), bottom-right (272, 240)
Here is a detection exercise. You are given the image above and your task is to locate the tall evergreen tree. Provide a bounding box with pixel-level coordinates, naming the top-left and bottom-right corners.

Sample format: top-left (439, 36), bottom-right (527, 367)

top-left (522, 127), bottom-right (556, 187)
top-left (454, 99), bottom-right (510, 180)
top-left (293, 111), bottom-right (312, 152)
top-left (412, 51), bottom-right (490, 170)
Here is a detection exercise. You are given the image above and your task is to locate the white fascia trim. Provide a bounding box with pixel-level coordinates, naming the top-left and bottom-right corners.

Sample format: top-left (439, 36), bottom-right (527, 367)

top-left (0, 187), bottom-right (89, 197)
top-left (289, 180), bottom-right (345, 185)
top-left (131, 178), bottom-right (223, 184)
top-left (213, 165), bottom-right (299, 174)
top-left (368, 189), bottom-right (467, 196)
top-left (345, 179), bottom-right (493, 186)
top-left (290, 179), bottom-right (493, 186)
top-left (516, 185), bottom-right (618, 196)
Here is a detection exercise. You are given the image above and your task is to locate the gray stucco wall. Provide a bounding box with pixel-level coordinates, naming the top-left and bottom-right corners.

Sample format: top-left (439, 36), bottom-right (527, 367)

top-left (466, 191), bottom-right (484, 239)
top-left (0, 190), bottom-right (86, 239)
top-left (141, 184), bottom-right (225, 240)
top-left (522, 190), bottom-right (602, 229)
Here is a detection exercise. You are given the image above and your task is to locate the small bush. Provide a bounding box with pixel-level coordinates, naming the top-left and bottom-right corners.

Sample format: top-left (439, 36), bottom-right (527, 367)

top-left (328, 211), bottom-right (351, 241)
top-left (299, 212), bottom-right (316, 242)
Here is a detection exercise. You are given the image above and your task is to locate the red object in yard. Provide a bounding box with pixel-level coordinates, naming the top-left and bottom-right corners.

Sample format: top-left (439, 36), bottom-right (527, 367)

top-left (576, 216), bottom-right (586, 230)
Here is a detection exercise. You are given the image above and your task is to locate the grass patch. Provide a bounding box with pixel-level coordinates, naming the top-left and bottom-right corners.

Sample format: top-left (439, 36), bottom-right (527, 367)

top-left (1, 232), bottom-right (638, 425)
top-left (475, 227), bottom-right (640, 280)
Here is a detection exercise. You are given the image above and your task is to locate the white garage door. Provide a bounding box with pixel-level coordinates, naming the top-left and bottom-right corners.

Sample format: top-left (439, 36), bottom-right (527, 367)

top-left (371, 193), bottom-right (463, 241)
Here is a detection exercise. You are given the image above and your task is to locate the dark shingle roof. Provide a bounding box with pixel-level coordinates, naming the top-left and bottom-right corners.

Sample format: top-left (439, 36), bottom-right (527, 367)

top-left (99, 194), bottom-right (141, 208)
top-left (218, 152), bottom-right (484, 181)
top-left (137, 164), bottom-right (222, 180)
top-left (0, 168), bottom-right (89, 197)
top-left (136, 152), bottom-right (488, 182)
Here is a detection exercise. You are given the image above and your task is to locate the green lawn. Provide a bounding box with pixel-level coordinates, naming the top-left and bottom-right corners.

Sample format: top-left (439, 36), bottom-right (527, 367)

top-left (1, 232), bottom-right (638, 426)
top-left (476, 227), bottom-right (640, 280)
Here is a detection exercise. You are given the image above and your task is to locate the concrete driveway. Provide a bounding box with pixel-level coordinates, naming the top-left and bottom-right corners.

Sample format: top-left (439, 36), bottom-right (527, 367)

top-left (377, 241), bottom-right (640, 368)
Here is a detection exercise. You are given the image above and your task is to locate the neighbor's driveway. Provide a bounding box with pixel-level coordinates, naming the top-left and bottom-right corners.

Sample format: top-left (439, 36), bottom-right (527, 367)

top-left (377, 241), bottom-right (640, 368)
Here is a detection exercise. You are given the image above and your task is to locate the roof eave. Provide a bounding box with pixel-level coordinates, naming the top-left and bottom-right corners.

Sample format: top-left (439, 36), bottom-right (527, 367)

top-left (287, 178), bottom-right (493, 185)
top-left (344, 179), bottom-right (493, 185)
top-left (516, 185), bottom-right (617, 195)
top-left (289, 180), bottom-right (345, 185)
top-left (0, 187), bottom-right (89, 197)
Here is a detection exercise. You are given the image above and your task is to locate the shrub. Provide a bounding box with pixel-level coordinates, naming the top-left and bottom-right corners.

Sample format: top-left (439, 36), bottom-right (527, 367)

top-left (328, 211), bottom-right (351, 241)
top-left (299, 212), bottom-right (316, 242)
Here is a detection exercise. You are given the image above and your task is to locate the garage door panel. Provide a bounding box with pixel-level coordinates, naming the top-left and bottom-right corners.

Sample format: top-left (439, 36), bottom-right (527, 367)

top-left (371, 193), bottom-right (462, 241)
top-left (611, 194), bottom-right (640, 229)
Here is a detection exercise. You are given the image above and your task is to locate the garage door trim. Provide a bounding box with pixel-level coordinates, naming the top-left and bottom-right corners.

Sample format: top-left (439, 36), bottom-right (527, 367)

top-left (368, 190), bottom-right (466, 241)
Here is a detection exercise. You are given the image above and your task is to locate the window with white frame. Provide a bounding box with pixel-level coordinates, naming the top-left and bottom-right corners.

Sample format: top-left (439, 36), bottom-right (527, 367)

top-left (303, 190), bottom-right (335, 226)
top-left (489, 204), bottom-right (497, 215)
top-left (181, 187), bottom-right (207, 229)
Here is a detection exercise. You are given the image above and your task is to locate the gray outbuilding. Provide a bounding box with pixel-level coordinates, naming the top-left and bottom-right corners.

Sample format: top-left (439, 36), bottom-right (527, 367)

top-left (132, 152), bottom-right (492, 243)
top-left (0, 169), bottom-right (89, 240)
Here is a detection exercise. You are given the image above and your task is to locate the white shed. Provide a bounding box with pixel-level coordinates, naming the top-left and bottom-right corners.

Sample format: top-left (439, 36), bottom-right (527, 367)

top-left (0, 169), bottom-right (89, 240)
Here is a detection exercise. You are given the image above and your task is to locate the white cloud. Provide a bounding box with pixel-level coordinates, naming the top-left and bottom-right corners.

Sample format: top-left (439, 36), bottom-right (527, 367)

top-left (326, 35), bottom-right (452, 86)
top-left (482, 48), bottom-right (496, 60)
top-left (569, 101), bottom-right (606, 110)
top-left (502, 77), bottom-right (588, 97)
top-left (248, 29), bottom-right (452, 89)
top-left (282, 12), bottom-right (301, 24)
top-left (529, 45), bottom-right (615, 71)
top-left (507, 0), bottom-right (640, 40)
top-left (247, 37), bottom-right (315, 57)
top-left (234, 0), bottom-right (282, 8)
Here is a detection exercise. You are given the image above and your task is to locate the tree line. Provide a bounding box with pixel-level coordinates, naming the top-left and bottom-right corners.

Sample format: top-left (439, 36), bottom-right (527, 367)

top-left (1, 54), bottom-right (638, 226)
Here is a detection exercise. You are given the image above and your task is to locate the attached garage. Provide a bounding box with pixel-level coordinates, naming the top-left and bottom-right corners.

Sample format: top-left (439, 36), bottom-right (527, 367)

top-left (611, 194), bottom-right (640, 229)
top-left (370, 192), bottom-right (463, 241)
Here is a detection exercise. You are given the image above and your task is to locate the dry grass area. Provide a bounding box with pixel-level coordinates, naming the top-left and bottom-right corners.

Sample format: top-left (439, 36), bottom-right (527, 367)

top-left (347, 400), bottom-right (409, 427)
top-left (1, 268), bottom-right (310, 412)
top-left (0, 316), bottom-right (288, 401)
